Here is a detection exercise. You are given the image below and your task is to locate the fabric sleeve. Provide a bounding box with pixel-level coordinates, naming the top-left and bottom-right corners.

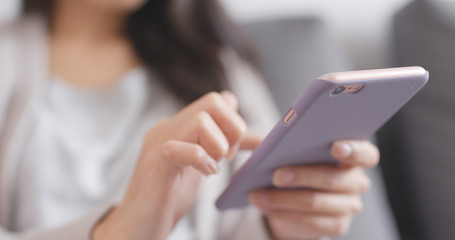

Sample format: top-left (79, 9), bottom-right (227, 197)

top-left (230, 207), bottom-right (272, 240)
top-left (0, 203), bottom-right (114, 240)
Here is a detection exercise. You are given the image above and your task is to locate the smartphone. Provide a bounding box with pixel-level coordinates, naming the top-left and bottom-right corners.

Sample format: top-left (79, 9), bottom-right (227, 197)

top-left (216, 66), bottom-right (429, 210)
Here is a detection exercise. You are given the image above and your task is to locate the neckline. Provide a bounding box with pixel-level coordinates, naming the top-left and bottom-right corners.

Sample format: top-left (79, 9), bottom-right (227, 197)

top-left (50, 67), bottom-right (147, 95)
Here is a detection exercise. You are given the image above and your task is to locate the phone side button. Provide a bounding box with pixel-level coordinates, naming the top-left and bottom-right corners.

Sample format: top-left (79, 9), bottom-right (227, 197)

top-left (284, 108), bottom-right (296, 124)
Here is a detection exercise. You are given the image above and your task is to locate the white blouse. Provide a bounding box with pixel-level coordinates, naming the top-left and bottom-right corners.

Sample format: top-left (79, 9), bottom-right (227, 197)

top-left (12, 68), bottom-right (195, 239)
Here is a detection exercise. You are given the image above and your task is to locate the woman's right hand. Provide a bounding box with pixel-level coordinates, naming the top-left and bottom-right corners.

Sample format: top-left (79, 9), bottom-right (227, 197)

top-left (92, 92), bottom-right (254, 240)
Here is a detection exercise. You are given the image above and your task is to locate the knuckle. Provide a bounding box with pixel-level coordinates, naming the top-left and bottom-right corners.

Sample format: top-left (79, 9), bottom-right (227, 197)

top-left (211, 148), bottom-right (226, 162)
top-left (316, 197), bottom-right (332, 212)
top-left (349, 168), bottom-right (369, 193)
top-left (305, 192), bottom-right (319, 210)
top-left (372, 146), bottom-right (381, 166)
top-left (191, 145), bottom-right (206, 163)
top-left (217, 141), bottom-right (229, 159)
top-left (194, 111), bottom-right (211, 123)
top-left (235, 119), bottom-right (248, 137)
top-left (351, 198), bottom-right (364, 214)
top-left (333, 218), bottom-right (350, 236)
top-left (365, 142), bottom-right (380, 167)
top-left (205, 92), bottom-right (224, 108)
top-left (214, 136), bottom-right (230, 159)
top-left (220, 140), bottom-right (230, 156)
top-left (194, 111), bottom-right (211, 128)
top-left (229, 123), bottom-right (246, 143)
top-left (160, 140), bottom-right (176, 160)
top-left (306, 217), bottom-right (323, 233)
top-left (359, 174), bottom-right (372, 193)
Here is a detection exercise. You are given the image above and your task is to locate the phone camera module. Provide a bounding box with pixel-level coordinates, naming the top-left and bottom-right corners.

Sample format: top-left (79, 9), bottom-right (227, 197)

top-left (332, 86), bottom-right (346, 95)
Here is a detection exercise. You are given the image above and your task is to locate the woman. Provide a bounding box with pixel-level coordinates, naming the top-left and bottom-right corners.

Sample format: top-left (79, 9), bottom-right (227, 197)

top-left (0, 0), bottom-right (379, 239)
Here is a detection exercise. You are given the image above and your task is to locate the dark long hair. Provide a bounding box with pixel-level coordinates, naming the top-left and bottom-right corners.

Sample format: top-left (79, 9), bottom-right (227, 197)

top-left (23, 0), bottom-right (255, 104)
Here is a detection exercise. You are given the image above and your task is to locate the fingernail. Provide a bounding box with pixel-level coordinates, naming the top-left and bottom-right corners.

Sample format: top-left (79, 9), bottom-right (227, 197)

top-left (207, 156), bottom-right (219, 174)
top-left (274, 169), bottom-right (294, 186)
top-left (226, 143), bottom-right (240, 160)
top-left (336, 142), bottom-right (353, 159)
top-left (249, 192), bottom-right (268, 206)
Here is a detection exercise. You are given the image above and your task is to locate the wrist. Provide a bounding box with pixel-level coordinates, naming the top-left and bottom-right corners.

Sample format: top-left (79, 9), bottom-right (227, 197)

top-left (92, 207), bottom-right (126, 240)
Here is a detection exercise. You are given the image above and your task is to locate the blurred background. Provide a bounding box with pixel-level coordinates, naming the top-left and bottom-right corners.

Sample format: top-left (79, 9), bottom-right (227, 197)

top-left (1, 0), bottom-right (412, 70)
top-left (224, 0), bottom-right (411, 70)
top-left (2, 0), bottom-right (454, 239)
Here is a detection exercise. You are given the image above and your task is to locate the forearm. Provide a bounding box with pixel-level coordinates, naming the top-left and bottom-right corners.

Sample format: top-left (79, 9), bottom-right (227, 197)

top-left (0, 203), bottom-right (113, 240)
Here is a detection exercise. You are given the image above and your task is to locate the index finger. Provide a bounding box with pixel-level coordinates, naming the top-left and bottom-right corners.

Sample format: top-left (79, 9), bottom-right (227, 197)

top-left (240, 134), bottom-right (264, 150)
top-left (182, 92), bottom-right (247, 145)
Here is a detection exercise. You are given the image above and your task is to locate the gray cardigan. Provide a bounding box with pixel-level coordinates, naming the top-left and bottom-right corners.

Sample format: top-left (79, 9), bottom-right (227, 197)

top-left (0, 16), bottom-right (279, 240)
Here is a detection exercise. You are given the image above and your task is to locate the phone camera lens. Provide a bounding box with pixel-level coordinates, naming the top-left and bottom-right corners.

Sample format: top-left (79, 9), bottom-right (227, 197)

top-left (333, 86), bottom-right (345, 95)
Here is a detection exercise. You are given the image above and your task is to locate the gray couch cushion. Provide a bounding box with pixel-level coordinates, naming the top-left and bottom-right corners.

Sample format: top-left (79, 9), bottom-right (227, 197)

top-left (243, 17), bottom-right (350, 113)
top-left (378, 1), bottom-right (455, 239)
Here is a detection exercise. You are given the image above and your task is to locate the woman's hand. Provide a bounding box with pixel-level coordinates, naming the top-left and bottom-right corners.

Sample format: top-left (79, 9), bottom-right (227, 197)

top-left (249, 140), bottom-right (380, 240)
top-left (92, 91), bottom-right (253, 240)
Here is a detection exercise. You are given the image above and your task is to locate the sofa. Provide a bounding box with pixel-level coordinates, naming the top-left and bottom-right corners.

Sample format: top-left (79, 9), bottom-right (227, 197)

top-left (378, 0), bottom-right (455, 239)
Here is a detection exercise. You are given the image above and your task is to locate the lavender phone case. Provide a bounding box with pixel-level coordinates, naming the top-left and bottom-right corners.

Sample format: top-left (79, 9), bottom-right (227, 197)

top-left (216, 67), bottom-right (429, 210)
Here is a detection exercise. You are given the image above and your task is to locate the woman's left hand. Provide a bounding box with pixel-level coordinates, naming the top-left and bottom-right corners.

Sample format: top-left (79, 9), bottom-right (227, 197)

top-left (248, 140), bottom-right (380, 240)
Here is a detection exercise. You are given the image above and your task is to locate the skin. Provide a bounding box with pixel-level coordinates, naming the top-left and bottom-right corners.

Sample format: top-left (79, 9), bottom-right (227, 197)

top-left (50, 0), bottom-right (145, 89)
top-left (251, 140), bottom-right (379, 239)
top-left (50, 0), bottom-right (380, 239)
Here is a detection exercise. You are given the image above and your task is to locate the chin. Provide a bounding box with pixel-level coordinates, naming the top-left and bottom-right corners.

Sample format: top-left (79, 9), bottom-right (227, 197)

top-left (89, 0), bottom-right (148, 14)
